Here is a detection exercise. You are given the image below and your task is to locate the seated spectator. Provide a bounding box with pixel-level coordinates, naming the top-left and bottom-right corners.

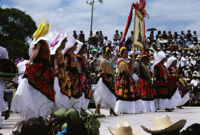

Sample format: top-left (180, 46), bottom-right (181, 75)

top-left (67, 119), bottom-right (87, 135)
top-left (20, 117), bottom-right (50, 135)
top-left (141, 115), bottom-right (186, 135)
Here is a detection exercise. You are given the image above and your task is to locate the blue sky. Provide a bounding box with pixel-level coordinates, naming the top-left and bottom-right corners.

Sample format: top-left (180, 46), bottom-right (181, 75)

top-left (1, 0), bottom-right (200, 39)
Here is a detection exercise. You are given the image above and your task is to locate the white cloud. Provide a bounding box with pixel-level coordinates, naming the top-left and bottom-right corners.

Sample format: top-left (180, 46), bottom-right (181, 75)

top-left (1, 0), bottom-right (200, 39)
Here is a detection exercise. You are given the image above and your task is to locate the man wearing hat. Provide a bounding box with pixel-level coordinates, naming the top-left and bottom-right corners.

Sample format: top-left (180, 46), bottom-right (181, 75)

top-left (141, 115), bottom-right (186, 135)
top-left (108, 122), bottom-right (141, 135)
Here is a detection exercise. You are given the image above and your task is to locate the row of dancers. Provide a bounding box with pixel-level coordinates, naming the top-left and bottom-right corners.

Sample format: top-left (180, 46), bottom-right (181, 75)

top-left (11, 21), bottom-right (190, 120)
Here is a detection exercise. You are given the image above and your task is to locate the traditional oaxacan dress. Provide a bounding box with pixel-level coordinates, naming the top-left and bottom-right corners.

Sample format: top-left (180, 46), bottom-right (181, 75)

top-left (115, 58), bottom-right (143, 114)
top-left (77, 55), bottom-right (92, 110)
top-left (11, 41), bottom-right (55, 120)
top-left (64, 52), bottom-right (82, 111)
top-left (54, 49), bottom-right (70, 110)
top-left (177, 77), bottom-right (190, 106)
top-left (167, 65), bottom-right (181, 108)
top-left (94, 58), bottom-right (116, 110)
top-left (137, 63), bottom-right (155, 112)
top-left (154, 63), bottom-right (170, 109)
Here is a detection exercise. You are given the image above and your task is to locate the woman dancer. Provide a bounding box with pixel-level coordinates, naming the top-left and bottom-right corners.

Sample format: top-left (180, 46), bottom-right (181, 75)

top-left (75, 42), bottom-right (92, 112)
top-left (94, 46), bottom-right (117, 115)
top-left (152, 51), bottom-right (179, 111)
top-left (11, 22), bottom-right (55, 119)
top-left (137, 52), bottom-right (155, 112)
top-left (63, 34), bottom-right (82, 112)
top-left (165, 56), bottom-right (181, 109)
top-left (50, 33), bottom-right (70, 110)
top-left (115, 47), bottom-right (142, 114)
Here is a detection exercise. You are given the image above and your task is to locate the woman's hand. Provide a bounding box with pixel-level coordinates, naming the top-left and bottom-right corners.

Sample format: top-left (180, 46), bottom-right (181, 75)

top-left (26, 61), bottom-right (31, 67)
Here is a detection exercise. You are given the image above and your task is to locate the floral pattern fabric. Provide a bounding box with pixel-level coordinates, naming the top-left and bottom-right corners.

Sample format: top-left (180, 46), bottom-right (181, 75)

top-left (64, 52), bottom-right (82, 98)
top-left (153, 63), bottom-right (170, 99)
top-left (77, 55), bottom-right (92, 99)
top-left (101, 73), bottom-right (116, 95)
top-left (137, 63), bottom-right (155, 100)
top-left (115, 60), bottom-right (139, 101)
top-left (24, 42), bottom-right (55, 101)
top-left (57, 50), bottom-right (71, 97)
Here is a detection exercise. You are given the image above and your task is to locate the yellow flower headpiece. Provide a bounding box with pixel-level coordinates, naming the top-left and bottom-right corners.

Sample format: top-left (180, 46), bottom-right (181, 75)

top-left (103, 47), bottom-right (110, 57)
top-left (120, 47), bottom-right (127, 56)
top-left (33, 22), bottom-right (50, 39)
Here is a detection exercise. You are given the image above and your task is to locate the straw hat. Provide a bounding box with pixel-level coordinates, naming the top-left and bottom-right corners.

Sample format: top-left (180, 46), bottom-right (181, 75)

top-left (141, 115), bottom-right (186, 134)
top-left (108, 122), bottom-right (140, 135)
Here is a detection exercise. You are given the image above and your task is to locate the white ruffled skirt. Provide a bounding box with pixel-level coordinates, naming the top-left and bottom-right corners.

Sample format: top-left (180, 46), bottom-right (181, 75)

top-left (156, 89), bottom-right (182, 110)
top-left (69, 97), bottom-right (82, 112)
top-left (11, 78), bottom-right (54, 120)
top-left (81, 94), bottom-right (90, 110)
top-left (54, 78), bottom-right (69, 110)
top-left (94, 78), bottom-right (116, 110)
top-left (114, 99), bottom-right (144, 114)
top-left (141, 100), bottom-right (155, 112)
top-left (179, 92), bottom-right (190, 106)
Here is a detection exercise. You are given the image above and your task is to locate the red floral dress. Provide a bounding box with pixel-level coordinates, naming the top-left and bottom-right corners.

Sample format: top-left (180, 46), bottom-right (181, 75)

top-left (64, 52), bottom-right (82, 98)
top-left (77, 55), bottom-right (92, 99)
top-left (153, 63), bottom-right (169, 99)
top-left (115, 59), bottom-right (139, 101)
top-left (24, 41), bottom-right (55, 101)
top-left (137, 63), bottom-right (155, 100)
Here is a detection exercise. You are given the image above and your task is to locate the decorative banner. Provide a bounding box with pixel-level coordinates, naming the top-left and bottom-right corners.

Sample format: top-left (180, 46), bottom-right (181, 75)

top-left (133, 10), bottom-right (145, 50)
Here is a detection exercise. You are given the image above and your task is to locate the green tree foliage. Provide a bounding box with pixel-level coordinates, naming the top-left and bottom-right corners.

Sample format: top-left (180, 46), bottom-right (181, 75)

top-left (0, 8), bottom-right (36, 60)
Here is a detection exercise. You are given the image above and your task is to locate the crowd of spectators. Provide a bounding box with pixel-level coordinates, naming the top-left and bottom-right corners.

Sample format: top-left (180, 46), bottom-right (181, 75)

top-left (72, 29), bottom-right (200, 106)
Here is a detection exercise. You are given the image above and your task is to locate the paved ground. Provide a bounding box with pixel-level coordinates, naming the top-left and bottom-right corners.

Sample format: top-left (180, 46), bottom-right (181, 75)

top-left (0, 107), bottom-right (200, 135)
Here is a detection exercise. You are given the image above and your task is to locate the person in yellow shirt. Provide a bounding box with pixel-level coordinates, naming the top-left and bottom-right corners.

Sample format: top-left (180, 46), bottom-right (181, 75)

top-left (94, 46), bottom-right (117, 116)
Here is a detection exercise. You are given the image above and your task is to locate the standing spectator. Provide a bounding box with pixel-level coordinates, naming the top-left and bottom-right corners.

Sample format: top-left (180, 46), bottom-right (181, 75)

top-left (193, 31), bottom-right (198, 42)
top-left (162, 31), bottom-right (168, 40)
top-left (168, 31), bottom-right (173, 41)
top-left (93, 31), bottom-right (99, 48)
top-left (120, 31), bottom-right (123, 41)
top-left (88, 31), bottom-right (93, 45)
top-left (180, 31), bottom-right (185, 39)
top-left (156, 30), bottom-right (161, 39)
top-left (149, 31), bottom-right (154, 42)
top-left (73, 30), bottom-right (78, 39)
top-left (99, 31), bottom-right (104, 44)
top-left (113, 30), bottom-right (121, 42)
top-left (186, 30), bottom-right (192, 42)
top-left (173, 32), bottom-right (179, 41)
top-left (79, 30), bottom-right (85, 43)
